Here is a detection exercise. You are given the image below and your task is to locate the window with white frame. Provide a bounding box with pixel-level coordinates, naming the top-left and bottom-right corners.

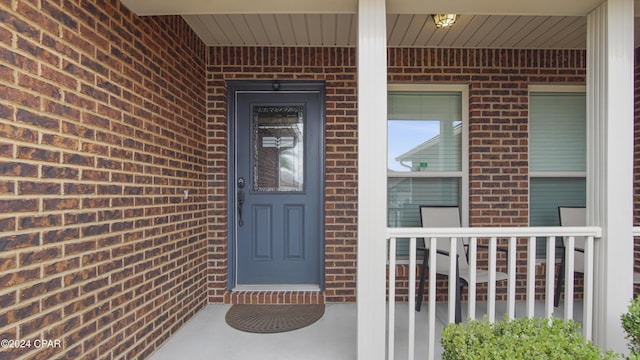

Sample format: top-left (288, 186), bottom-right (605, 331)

top-left (529, 87), bottom-right (586, 257)
top-left (387, 85), bottom-right (469, 257)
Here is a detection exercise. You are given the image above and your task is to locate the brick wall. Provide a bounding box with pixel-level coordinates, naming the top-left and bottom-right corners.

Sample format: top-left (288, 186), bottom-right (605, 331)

top-left (206, 47), bottom-right (359, 303)
top-left (389, 48), bottom-right (586, 226)
top-left (0, 1), bottom-right (631, 356)
top-left (0, 1), bottom-right (208, 359)
top-left (389, 48), bottom-right (586, 302)
top-left (206, 47), bottom-right (587, 304)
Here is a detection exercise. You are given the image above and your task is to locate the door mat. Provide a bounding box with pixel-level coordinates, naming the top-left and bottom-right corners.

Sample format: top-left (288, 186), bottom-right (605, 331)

top-left (225, 304), bottom-right (325, 333)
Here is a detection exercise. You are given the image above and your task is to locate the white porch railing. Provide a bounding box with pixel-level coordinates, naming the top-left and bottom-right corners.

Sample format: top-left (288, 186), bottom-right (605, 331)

top-left (386, 226), bottom-right (602, 360)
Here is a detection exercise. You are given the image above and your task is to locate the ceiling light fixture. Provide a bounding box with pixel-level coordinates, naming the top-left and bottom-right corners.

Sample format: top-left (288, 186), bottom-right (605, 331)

top-left (432, 14), bottom-right (458, 28)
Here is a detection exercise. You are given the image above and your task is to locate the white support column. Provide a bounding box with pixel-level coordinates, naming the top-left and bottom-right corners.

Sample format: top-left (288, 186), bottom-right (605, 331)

top-left (587, 0), bottom-right (634, 354)
top-left (356, 0), bottom-right (387, 359)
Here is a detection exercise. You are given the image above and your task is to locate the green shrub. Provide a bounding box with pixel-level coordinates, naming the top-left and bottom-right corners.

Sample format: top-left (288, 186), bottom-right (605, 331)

top-left (621, 296), bottom-right (640, 359)
top-left (441, 316), bottom-right (616, 360)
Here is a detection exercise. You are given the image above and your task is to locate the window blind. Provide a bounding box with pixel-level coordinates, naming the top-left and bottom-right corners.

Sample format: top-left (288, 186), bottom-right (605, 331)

top-left (530, 93), bottom-right (586, 172)
top-left (388, 92), bottom-right (462, 122)
top-left (529, 91), bottom-right (586, 257)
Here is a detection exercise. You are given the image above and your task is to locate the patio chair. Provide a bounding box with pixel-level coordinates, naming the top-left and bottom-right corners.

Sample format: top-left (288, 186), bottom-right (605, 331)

top-left (554, 206), bottom-right (585, 307)
top-left (415, 206), bottom-right (508, 323)
top-left (555, 206), bottom-right (640, 307)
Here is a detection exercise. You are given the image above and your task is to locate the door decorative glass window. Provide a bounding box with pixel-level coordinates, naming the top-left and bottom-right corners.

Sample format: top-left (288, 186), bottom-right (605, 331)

top-left (253, 106), bottom-right (304, 192)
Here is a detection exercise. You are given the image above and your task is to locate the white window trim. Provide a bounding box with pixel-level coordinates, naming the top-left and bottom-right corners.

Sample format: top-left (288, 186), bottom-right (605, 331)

top-left (387, 83), bottom-right (469, 227)
top-left (529, 84), bottom-right (586, 92)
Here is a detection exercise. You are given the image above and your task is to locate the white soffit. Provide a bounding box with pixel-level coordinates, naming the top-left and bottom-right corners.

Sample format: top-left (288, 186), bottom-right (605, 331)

top-left (121, 0), bottom-right (609, 16)
top-left (121, 0), bottom-right (640, 48)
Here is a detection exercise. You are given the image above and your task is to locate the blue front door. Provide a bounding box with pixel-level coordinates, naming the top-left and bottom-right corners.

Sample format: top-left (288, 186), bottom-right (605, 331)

top-left (233, 87), bottom-right (323, 285)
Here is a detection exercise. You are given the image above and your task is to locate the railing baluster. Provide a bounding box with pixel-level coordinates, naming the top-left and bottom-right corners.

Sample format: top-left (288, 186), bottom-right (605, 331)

top-left (583, 236), bottom-right (594, 341)
top-left (408, 237), bottom-right (416, 360)
top-left (448, 237), bottom-right (457, 324)
top-left (507, 237), bottom-right (517, 319)
top-left (428, 237), bottom-right (437, 360)
top-left (388, 237), bottom-right (396, 360)
top-left (384, 226), bottom-right (602, 360)
top-left (545, 236), bottom-right (556, 320)
top-left (564, 236), bottom-right (575, 321)
top-left (468, 237), bottom-right (477, 320)
top-left (488, 237), bottom-right (497, 322)
top-left (526, 236), bottom-right (537, 317)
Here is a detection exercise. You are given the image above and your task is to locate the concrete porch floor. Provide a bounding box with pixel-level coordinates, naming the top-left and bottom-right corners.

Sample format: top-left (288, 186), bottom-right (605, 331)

top-left (148, 301), bottom-right (582, 360)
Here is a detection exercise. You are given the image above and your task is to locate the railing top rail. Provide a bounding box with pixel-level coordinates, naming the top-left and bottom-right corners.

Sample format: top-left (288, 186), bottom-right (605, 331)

top-left (386, 226), bottom-right (602, 239)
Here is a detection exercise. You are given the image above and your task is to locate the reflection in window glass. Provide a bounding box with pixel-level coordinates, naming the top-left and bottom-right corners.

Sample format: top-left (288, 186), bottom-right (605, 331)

top-left (387, 91), bottom-right (464, 257)
top-left (388, 177), bottom-right (460, 227)
top-left (253, 106), bottom-right (304, 192)
top-left (387, 120), bottom-right (461, 172)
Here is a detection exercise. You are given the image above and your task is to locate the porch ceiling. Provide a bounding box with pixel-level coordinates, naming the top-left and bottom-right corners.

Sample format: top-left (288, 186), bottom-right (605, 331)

top-left (122, 0), bottom-right (640, 49)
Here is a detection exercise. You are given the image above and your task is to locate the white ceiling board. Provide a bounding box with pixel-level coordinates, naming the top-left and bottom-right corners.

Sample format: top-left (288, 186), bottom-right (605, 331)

top-left (499, 16), bottom-right (550, 48)
top-left (388, 0), bottom-right (605, 16)
top-left (543, 17), bottom-right (586, 49)
top-left (322, 14), bottom-right (338, 46)
top-left (400, 15), bottom-right (430, 47)
top-left (259, 15), bottom-right (282, 46)
top-left (387, 14), bottom-right (411, 45)
top-left (306, 15), bottom-right (323, 45)
top-left (120, 0), bottom-right (358, 15)
top-left (290, 15), bottom-right (310, 46)
top-left (335, 14), bottom-right (355, 47)
top-left (489, 16), bottom-right (530, 48)
top-left (476, 16), bottom-right (520, 48)
top-left (181, 12), bottom-right (640, 49)
top-left (463, 16), bottom-right (506, 48)
top-left (122, 0), bottom-right (611, 16)
top-left (410, 16), bottom-right (437, 47)
top-left (448, 15), bottom-right (489, 48)
top-left (517, 16), bottom-right (567, 48)
top-left (274, 15), bottom-right (297, 46)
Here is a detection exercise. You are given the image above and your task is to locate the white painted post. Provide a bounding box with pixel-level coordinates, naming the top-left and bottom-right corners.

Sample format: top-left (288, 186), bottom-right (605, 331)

top-left (428, 237), bottom-right (437, 360)
top-left (356, 0), bottom-right (387, 358)
top-left (387, 237), bottom-right (396, 360)
top-left (448, 238), bottom-right (457, 324)
top-left (507, 237), bottom-right (517, 319)
top-left (408, 237), bottom-right (416, 360)
top-left (545, 236), bottom-right (556, 319)
top-left (468, 237), bottom-right (477, 320)
top-left (564, 236), bottom-right (575, 321)
top-left (526, 237), bottom-right (537, 317)
top-left (488, 237), bottom-right (497, 322)
top-left (586, 0), bottom-right (634, 354)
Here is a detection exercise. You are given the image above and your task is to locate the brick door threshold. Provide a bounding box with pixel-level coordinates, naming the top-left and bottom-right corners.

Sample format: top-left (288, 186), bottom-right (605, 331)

top-left (224, 290), bottom-right (325, 304)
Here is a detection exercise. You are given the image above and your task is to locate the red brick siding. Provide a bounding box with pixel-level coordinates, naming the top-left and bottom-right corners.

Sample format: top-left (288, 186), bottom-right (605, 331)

top-left (206, 47), bottom-right (588, 304)
top-left (388, 48), bottom-right (585, 302)
top-left (0, 2), bottom-right (207, 359)
top-left (1, 0), bottom-right (636, 354)
top-left (206, 47), bottom-right (359, 304)
top-left (389, 48), bottom-right (586, 226)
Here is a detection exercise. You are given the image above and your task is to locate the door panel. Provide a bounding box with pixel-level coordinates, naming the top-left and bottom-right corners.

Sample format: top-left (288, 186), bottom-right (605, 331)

top-left (284, 205), bottom-right (305, 259)
top-left (251, 205), bottom-right (273, 260)
top-left (235, 91), bottom-right (322, 285)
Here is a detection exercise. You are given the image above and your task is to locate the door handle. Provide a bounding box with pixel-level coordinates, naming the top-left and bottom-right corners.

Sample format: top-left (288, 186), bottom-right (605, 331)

top-left (237, 177), bottom-right (245, 227)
